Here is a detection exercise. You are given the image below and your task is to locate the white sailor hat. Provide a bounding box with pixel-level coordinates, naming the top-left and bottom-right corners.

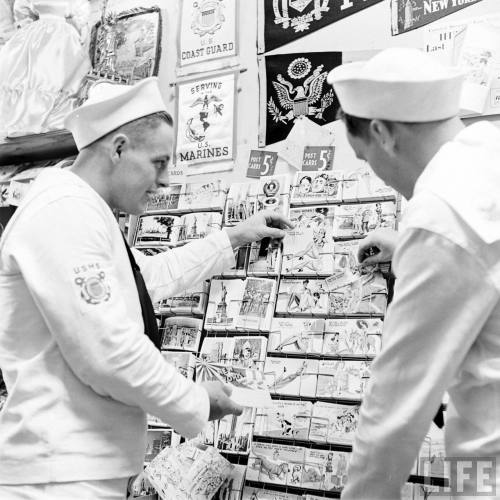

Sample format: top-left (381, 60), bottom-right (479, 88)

top-left (327, 48), bottom-right (465, 122)
top-left (64, 77), bottom-right (167, 150)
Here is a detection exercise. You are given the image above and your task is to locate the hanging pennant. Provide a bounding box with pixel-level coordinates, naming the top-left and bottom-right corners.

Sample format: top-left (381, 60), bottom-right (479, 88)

top-left (258, 0), bottom-right (383, 53)
top-left (175, 71), bottom-right (237, 169)
top-left (178, 0), bottom-right (238, 69)
top-left (392, 0), bottom-right (483, 35)
top-left (258, 51), bottom-right (342, 147)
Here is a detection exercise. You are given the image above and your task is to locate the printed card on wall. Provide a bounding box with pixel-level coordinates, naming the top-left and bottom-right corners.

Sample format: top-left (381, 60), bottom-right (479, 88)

top-left (257, 0), bottom-right (384, 53)
top-left (176, 71), bottom-right (236, 170)
top-left (268, 317), bottom-right (325, 354)
top-left (258, 52), bottom-right (342, 146)
top-left (309, 401), bottom-right (360, 445)
top-left (178, 0), bottom-right (237, 69)
top-left (391, 0), bottom-right (483, 35)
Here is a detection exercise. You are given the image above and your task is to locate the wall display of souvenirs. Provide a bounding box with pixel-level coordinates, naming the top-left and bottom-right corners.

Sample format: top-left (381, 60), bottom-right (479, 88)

top-left (242, 486), bottom-right (301, 500)
top-left (216, 407), bottom-right (256, 455)
top-left (268, 318), bottom-right (325, 354)
top-left (264, 357), bottom-right (318, 397)
top-left (332, 201), bottom-right (397, 238)
top-left (341, 165), bottom-right (395, 201)
top-left (162, 351), bottom-right (196, 380)
top-left (199, 336), bottom-right (268, 371)
top-left (156, 281), bottom-right (209, 316)
top-left (323, 318), bottom-right (383, 357)
top-left (214, 464), bottom-right (247, 500)
top-left (144, 429), bottom-right (181, 463)
top-left (290, 171), bottom-right (343, 205)
top-left (254, 399), bottom-right (313, 441)
top-left (309, 401), bottom-right (360, 445)
top-left (282, 206), bottom-right (335, 276)
top-left (93, 7), bottom-right (162, 83)
top-left (178, 180), bottom-right (228, 212)
top-left (247, 239), bottom-right (282, 276)
top-left (205, 278), bottom-right (276, 332)
top-left (247, 442), bottom-right (305, 486)
top-left (276, 279), bottom-right (330, 315)
top-left (316, 360), bottom-right (371, 400)
top-left (302, 449), bottom-right (350, 491)
top-left (160, 317), bottom-right (203, 352)
top-left (224, 175), bottom-right (290, 226)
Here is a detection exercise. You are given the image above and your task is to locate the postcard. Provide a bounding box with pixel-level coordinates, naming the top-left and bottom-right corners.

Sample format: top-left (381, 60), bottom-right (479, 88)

top-left (268, 318), bottom-right (325, 354)
top-left (145, 429), bottom-right (181, 463)
top-left (214, 464), bottom-right (246, 500)
top-left (316, 360), bottom-right (371, 400)
top-left (282, 206), bottom-right (335, 276)
top-left (216, 407), bottom-right (256, 455)
top-left (242, 487), bottom-right (302, 500)
top-left (162, 351), bottom-right (195, 380)
top-left (247, 239), bottom-right (282, 276)
top-left (177, 212), bottom-right (222, 243)
top-left (276, 279), bottom-right (329, 315)
top-left (264, 357), bottom-right (318, 397)
top-left (235, 278), bottom-right (276, 331)
top-left (160, 317), bottom-right (203, 352)
top-left (303, 449), bottom-right (350, 491)
top-left (309, 401), bottom-right (360, 445)
top-left (145, 185), bottom-right (182, 212)
top-left (134, 214), bottom-right (182, 246)
top-left (342, 164), bottom-right (395, 201)
top-left (205, 279), bottom-right (246, 331)
top-left (179, 180), bottom-right (227, 212)
top-left (157, 281), bottom-right (209, 316)
top-left (290, 170), bottom-right (343, 205)
top-left (254, 399), bottom-right (312, 440)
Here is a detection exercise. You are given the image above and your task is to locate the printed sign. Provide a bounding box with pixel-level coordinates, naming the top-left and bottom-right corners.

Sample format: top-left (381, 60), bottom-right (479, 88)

top-left (247, 150), bottom-right (278, 178)
top-left (302, 146), bottom-right (335, 171)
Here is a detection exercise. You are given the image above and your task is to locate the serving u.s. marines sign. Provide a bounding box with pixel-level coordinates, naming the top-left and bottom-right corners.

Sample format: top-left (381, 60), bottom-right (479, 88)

top-left (175, 71), bottom-right (237, 167)
top-left (178, 0), bottom-right (238, 68)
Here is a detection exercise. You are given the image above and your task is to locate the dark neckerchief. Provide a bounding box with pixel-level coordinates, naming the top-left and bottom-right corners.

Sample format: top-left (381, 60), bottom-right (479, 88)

top-left (121, 234), bottom-right (162, 350)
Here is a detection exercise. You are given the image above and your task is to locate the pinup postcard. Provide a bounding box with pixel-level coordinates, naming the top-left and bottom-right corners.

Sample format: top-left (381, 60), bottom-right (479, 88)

top-left (224, 175), bottom-right (290, 226)
top-left (325, 271), bottom-right (388, 315)
top-left (332, 201), bottom-right (397, 239)
top-left (254, 399), bottom-right (313, 441)
top-left (205, 279), bottom-right (245, 331)
top-left (342, 165), bottom-right (395, 201)
top-left (216, 407), bottom-right (256, 455)
top-left (160, 317), bottom-right (203, 352)
top-left (145, 429), bottom-right (181, 463)
top-left (145, 185), bottom-right (182, 212)
top-left (247, 239), bottom-right (282, 276)
top-left (316, 360), bottom-right (371, 400)
top-left (134, 214), bottom-right (182, 246)
top-left (282, 206), bottom-right (335, 276)
top-left (268, 317), bottom-right (325, 354)
top-left (195, 358), bottom-right (272, 408)
top-left (276, 279), bottom-right (329, 315)
top-left (309, 401), bottom-right (360, 445)
top-left (178, 180), bottom-right (228, 212)
top-left (177, 212), bottom-right (222, 243)
top-left (162, 351), bottom-right (195, 380)
top-left (214, 464), bottom-right (246, 500)
top-left (235, 278), bottom-right (276, 331)
top-left (157, 281), bottom-right (209, 316)
top-left (323, 318), bottom-right (382, 357)
top-left (264, 357), bottom-right (318, 397)
top-left (290, 171), bottom-right (343, 205)
top-left (242, 487), bottom-right (302, 500)
top-left (247, 442), bottom-right (305, 486)
top-left (303, 449), bottom-right (350, 491)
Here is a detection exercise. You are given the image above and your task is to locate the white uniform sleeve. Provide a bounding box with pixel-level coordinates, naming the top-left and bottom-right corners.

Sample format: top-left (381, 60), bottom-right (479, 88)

top-left (341, 228), bottom-right (499, 500)
top-left (131, 230), bottom-right (235, 303)
top-left (8, 196), bottom-right (210, 438)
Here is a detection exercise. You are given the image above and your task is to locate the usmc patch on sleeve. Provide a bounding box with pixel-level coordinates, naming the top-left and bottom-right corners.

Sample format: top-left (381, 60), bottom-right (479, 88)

top-left (74, 271), bottom-right (111, 305)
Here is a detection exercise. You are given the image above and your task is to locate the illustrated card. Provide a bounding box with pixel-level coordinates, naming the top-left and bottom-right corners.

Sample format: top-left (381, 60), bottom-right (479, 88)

top-left (332, 201), bottom-right (397, 238)
top-left (199, 337), bottom-right (233, 364)
top-left (177, 212), bottom-right (222, 243)
top-left (254, 399), bottom-right (312, 440)
top-left (282, 206), bottom-right (335, 276)
top-left (231, 336), bottom-right (268, 370)
top-left (162, 351), bottom-right (195, 380)
top-left (309, 401), bottom-right (360, 445)
top-left (160, 317), bottom-right (203, 352)
top-left (290, 170), bottom-right (343, 205)
top-left (214, 464), bottom-right (247, 500)
top-left (264, 357), bottom-right (318, 397)
top-left (316, 360), bottom-right (371, 400)
top-left (235, 278), bottom-right (276, 331)
top-left (134, 214), bottom-right (182, 246)
top-left (247, 239), bottom-right (282, 276)
top-left (342, 164), bottom-right (395, 201)
top-left (268, 318), bottom-right (325, 354)
top-left (323, 318), bottom-right (382, 357)
top-left (276, 279), bottom-right (329, 315)
top-left (242, 487), bottom-right (302, 500)
top-left (216, 407), bottom-right (256, 455)
top-left (205, 279), bottom-right (245, 331)
top-left (178, 180), bottom-right (227, 211)
top-left (304, 449), bottom-right (350, 491)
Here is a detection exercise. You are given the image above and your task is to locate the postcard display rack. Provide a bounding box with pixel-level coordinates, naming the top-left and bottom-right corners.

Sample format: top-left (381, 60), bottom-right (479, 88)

top-left (126, 168), bottom-right (445, 500)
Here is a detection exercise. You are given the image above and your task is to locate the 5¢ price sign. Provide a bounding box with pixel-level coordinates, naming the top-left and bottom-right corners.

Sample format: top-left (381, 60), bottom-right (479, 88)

top-left (302, 146), bottom-right (335, 171)
top-left (247, 150), bottom-right (278, 178)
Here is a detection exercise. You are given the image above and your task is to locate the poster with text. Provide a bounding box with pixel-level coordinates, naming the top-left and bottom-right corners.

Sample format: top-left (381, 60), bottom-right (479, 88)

top-left (392, 0), bottom-right (483, 35)
top-left (178, 0), bottom-right (238, 68)
top-left (259, 51), bottom-right (342, 146)
top-left (176, 71), bottom-right (237, 169)
top-left (258, 0), bottom-right (383, 53)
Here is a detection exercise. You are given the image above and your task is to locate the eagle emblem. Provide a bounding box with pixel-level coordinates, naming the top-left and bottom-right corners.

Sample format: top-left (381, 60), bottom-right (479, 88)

top-left (191, 0), bottom-right (225, 37)
top-left (273, 0), bottom-right (330, 33)
top-left (267, 57), bottom-right (335, 124)
top-left (185, 93), bottom-right (224, 143)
